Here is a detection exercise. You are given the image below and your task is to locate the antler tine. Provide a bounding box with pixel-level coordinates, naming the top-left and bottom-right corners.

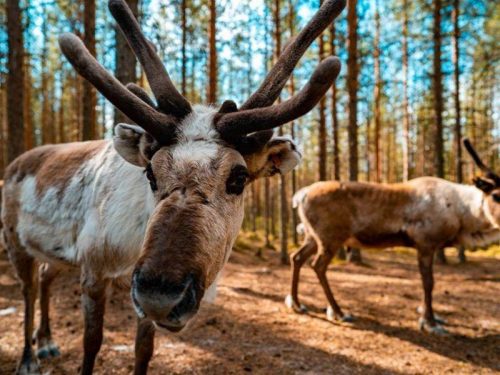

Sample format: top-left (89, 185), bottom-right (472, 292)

top-left (217, 57), bottom-right (341, 138)
top-left (241, 0), bottom-right (346, 111)
top-left (59, 33), bottom-right (176, 144)
top-left (463, 138), bottom-right (491, 173)
top-left (126, 83), bottom-right (157, 108)
top-left (108, 0), bottom-right (191, 119)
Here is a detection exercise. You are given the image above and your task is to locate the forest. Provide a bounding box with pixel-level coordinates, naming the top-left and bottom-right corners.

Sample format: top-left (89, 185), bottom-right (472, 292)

top-left (0, 0), bottom-right (499, 374)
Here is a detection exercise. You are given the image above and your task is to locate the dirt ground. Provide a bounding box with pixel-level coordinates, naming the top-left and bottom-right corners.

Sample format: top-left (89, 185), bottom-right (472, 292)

top-left (0, 240), bottom-right (499, 374)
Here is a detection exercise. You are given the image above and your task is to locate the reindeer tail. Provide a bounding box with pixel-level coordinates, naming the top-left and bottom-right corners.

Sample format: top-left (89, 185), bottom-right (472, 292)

top-left (292, 187), bottom-right (309, 209)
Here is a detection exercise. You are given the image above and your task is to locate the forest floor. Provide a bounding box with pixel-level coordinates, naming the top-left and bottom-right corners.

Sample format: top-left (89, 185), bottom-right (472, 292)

top-left (0, 234), bottom-right (499, 375)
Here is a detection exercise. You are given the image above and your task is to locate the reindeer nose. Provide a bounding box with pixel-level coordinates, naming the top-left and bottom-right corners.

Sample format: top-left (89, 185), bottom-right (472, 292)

top-left (131, 272), bottom-right (200, 328)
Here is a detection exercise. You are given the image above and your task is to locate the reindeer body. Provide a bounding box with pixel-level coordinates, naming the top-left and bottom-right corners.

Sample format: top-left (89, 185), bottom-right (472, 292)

top-left (288, 175), bottom-right (500, 334)
top-left (3, 140), bottom-right (153, 276)
top-left (294, 177), bottom-right (499, 252)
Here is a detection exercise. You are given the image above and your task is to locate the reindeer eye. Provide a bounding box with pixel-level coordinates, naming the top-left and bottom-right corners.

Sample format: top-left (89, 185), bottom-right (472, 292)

top-left (492, 194), bottom-right (500, 204)
top-left (226, 165), bottom-right (249, 195)
top-left (145, 164), bottom-right (158, 192)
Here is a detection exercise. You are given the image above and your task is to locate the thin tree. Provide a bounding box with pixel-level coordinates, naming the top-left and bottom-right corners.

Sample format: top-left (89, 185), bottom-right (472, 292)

top-left (402, 0), bottom-right (410, 181)
top-left (433, 0), bottom-right (446, 264)
top-left (330, 22), bottom-right (340, 180)
top-left (82, 0), bottom-right (96, 140)
top-left (181, 0), bottom-right (188, 96)
top-left (373, 0), bottom-right (382, 182)
top-left (6, 0), bottom-right (24, 163)
top-left (114, 0), bottom-right (139, 124)
top-left (346, 0), bottom-right (362, 263)
top-left (207, 0), bottom-right (217, 104)
top-left (318, 2), bottom-right (327, 181)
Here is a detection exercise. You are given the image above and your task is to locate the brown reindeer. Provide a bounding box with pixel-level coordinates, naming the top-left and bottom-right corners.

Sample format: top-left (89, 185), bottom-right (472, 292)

top-left (288, 139), bottom-right (500, 334)
top-left (2, 0), bottom-right (346, 374)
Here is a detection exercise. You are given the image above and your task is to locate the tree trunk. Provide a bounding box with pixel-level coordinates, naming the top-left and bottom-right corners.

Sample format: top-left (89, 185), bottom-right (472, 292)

top-left (6, 0), bottom-right (25, 163)
top-left (41, 18), bottom-right (52, 145)
top-left (114, 0), bottom-right (139, 125)
top-left (207, 0), bottom-right (217, 104)
top-left (433, 0), bottom-right (446, 264)
top-left (347, 0), bottom-right (358, 182)
top-left (330, 23), bottom-right (340, 180)
top-left (181, 0), bottom-right (188, 96)
top-left (346, 0), bottom-right (362, 263)
top-left (318, 0), bottom-right (327, 181)
top-left (432, 0), bottom-right (444, 179)
top-left (23, 53), bottom-right (34, 150)
top-left (82, 0), bottom-right (97, 141)
top-left (373, 0), bottom-right (382, 182)
top-left (402, 0), bottom-right (410, 181)
top-left (453, 0), bottom-right (462, 183)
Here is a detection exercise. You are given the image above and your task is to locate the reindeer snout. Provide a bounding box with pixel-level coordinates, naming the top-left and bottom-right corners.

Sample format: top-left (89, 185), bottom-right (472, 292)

top-left (131, 271), bottom-right (201, 331)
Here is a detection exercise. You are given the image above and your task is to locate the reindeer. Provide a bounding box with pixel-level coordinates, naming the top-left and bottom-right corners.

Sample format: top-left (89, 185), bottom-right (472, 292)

top-left (287, 139), bottom-right (500, 334)
top-left (1, 1), bottom-right (346, 373)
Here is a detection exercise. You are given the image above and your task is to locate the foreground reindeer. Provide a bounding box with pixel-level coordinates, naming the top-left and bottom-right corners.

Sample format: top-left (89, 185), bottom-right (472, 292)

top-left (2, 0), bottom-right (346, 373)
top-left (288, 140), bottom-right (500, 334)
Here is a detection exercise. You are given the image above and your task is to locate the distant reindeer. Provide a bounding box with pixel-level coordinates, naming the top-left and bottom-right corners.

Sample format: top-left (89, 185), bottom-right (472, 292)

top-left (288, 139), bottom-right (500, 334)
top-left (2, 0), bottom-right (346, 374)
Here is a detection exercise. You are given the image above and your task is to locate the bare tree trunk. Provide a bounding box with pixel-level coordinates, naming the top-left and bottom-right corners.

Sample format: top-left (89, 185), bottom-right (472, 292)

top-left (453, 0), bottom-right (462, 184)
top-left (330, 23), bottom-right (340, 180)
top-left (373, 0), bottom-right (382, 182)
top-left (41, 18), bottom-right (52, 145)
top-left (6, 0), bottom-right (25, 163)
top-left (318, 0), bottom-right (327, 181)
top-left (346, 0), bottom-right (361, 264)
top-left (181, 0), bottom-right (188, 96)
top-left (402, 0), bottom-right (410, 181)
top-left (114, 0), bottom-right (139, 125)
top-left (433, 0), bottom-right (446, 264)
top-left (207, 0), bottom-right (217, 104)
top-left (347, 0), bottom-right (358, 182)
top-left (23, 53), bottom-right (34, 150)
top-left (82, 0), bottom-right (97, 141)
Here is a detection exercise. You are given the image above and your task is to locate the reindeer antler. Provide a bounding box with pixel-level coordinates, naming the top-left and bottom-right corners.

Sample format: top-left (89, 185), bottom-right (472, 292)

top-left (463, 138), bottom-right (500, 185)
top-left (216, 0), bottom-right (346, 140)
top-left (59, 33), bottom-right (177, 144)
top-left (108, 0), bottom-right (191, 119)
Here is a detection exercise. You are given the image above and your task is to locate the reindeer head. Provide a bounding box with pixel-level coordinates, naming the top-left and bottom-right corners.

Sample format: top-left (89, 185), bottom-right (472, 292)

top-left (59, 0), bottom-right (345, 332)
top-left (464, 139), bottom-right (500, 228)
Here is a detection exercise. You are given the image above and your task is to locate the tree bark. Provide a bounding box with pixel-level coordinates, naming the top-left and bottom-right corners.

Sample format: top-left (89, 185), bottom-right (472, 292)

top-left (6, 0), bottom-right (25, 163)
top-left (433, 0), bottom-right (446, 264)
top-left (453, 0), bottom-right (462, 183)
top-left (207, 0), bottom-right (217, 104)
top-left (347, 0), bottom-right (358, 182)
top-left (346, 0), bottom-right (362, 263)
top-left (82, 0), bottom-right (97, 141)
top-left (114, 0), bottom-right (139, 125)
top-left (402, 0), bottom-right (410, 181)
top-left (373, 0), bottom-right (382, 182)
top-left (330, 23), bottom-right (340, 180)
top-left (318, 0), bottom-right (327, 181)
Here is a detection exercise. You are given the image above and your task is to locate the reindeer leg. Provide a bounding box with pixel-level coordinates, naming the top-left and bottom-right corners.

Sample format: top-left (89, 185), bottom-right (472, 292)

top-left (417, 250), bottom-right (448, 335)
top-left (312, 250), bottom-right (353, 323)
top-left (10, 252), bottom-right (41, 375)
top-left (80, 270), bottom-right (110, 375)
top-left (34, 263), bottom-right (61, 359)
top-left (134, 319), bottom-right (156, 375)
top-left (286, 238), bottom-right (317, 313)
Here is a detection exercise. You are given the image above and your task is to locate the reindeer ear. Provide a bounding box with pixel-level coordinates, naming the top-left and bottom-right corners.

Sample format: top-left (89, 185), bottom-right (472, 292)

top-left (113, 124), bottom-right (160, 167)
top-left (245, 136), bottom-right (302, 180)
top-left (473, 177), bottom-right (495, 194)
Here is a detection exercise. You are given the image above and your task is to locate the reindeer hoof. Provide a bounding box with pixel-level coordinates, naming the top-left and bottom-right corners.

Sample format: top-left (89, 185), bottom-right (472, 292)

top-left (36, 342), bottom-right (60, 359)
top-left (416, 307), bottom-right (447, 325)
top-left (285, 295), bottom-right (307, 313)
top-left (326, 306), bottom-right (354, 323)
top-left (17, 360), bottom-right (41, 375)
top-left (418, 318), bottom-right (449, 335)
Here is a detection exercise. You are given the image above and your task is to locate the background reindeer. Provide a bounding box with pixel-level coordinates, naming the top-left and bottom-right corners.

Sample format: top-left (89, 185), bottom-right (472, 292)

top-left (288, 139), bottom-right (500, 334)
top-left (2, 0), bottom-right (346, 374)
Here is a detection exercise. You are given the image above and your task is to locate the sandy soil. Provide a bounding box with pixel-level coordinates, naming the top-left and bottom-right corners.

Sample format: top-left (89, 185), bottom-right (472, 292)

top-left (0, 243), bottom-right (499, 375)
